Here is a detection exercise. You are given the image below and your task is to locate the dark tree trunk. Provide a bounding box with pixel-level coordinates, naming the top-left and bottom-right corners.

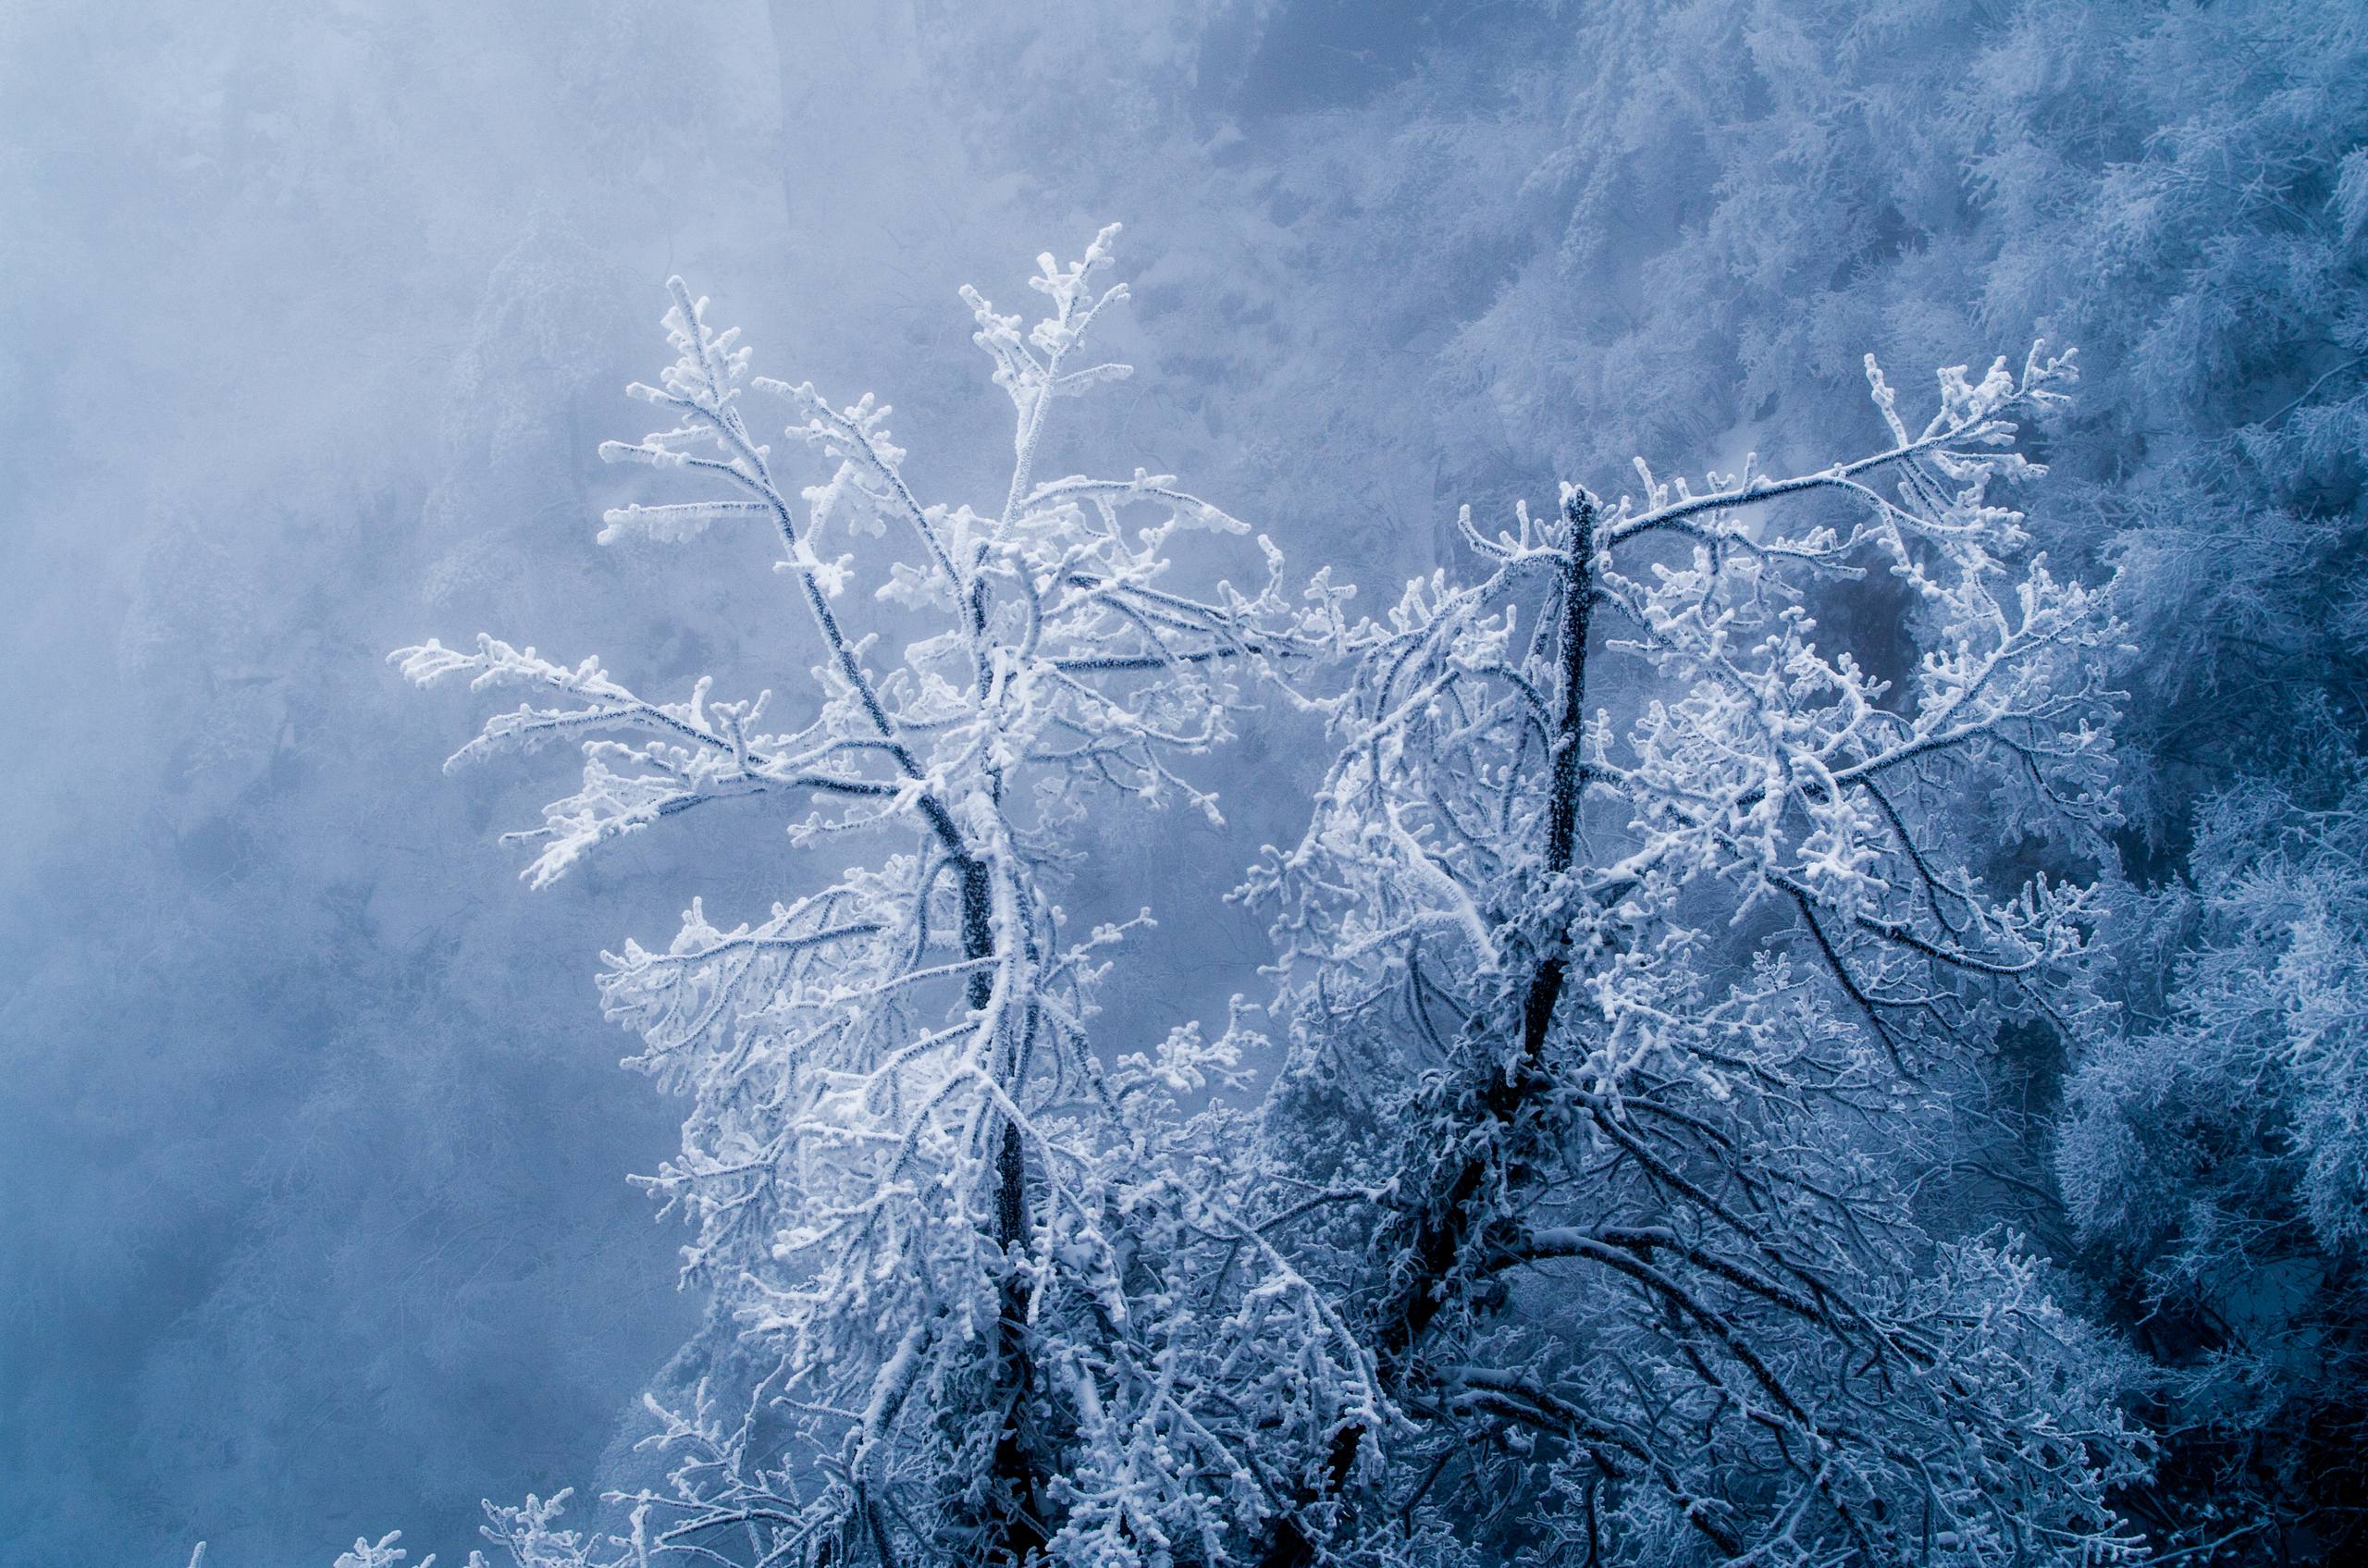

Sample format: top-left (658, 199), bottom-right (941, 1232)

top-left (1259, 489), bottom-right (1598, 1568)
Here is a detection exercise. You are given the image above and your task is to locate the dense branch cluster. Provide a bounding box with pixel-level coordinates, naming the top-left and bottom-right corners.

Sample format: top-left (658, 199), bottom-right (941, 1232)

top-left (392, 234), bottom-right (2144, 1568)
top-left (2060, 772), bottom-right (2368, 1545)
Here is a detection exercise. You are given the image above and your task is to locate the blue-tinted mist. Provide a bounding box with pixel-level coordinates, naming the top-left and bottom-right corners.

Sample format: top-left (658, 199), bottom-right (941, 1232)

top-left (8, 0), bottom-right (2363, 1563)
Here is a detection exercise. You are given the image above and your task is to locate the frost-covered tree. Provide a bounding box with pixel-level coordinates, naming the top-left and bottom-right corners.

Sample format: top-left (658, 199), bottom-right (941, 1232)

top-left (395, 230), bottom-right (1355, 1566)
top-left (2060, 772), bottom-right (2368, 1562)
top-left (1240, 347), bottom-right (2147, 1566)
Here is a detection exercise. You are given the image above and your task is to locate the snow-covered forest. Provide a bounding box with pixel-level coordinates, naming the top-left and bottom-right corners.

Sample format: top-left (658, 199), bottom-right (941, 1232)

top-left (4, 3), bottom-right (2362, 1565)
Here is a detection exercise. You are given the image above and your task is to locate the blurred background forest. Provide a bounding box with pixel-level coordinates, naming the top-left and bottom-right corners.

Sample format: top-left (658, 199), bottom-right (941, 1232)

top-left (4, 2), bottom-right (2362, 1563)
